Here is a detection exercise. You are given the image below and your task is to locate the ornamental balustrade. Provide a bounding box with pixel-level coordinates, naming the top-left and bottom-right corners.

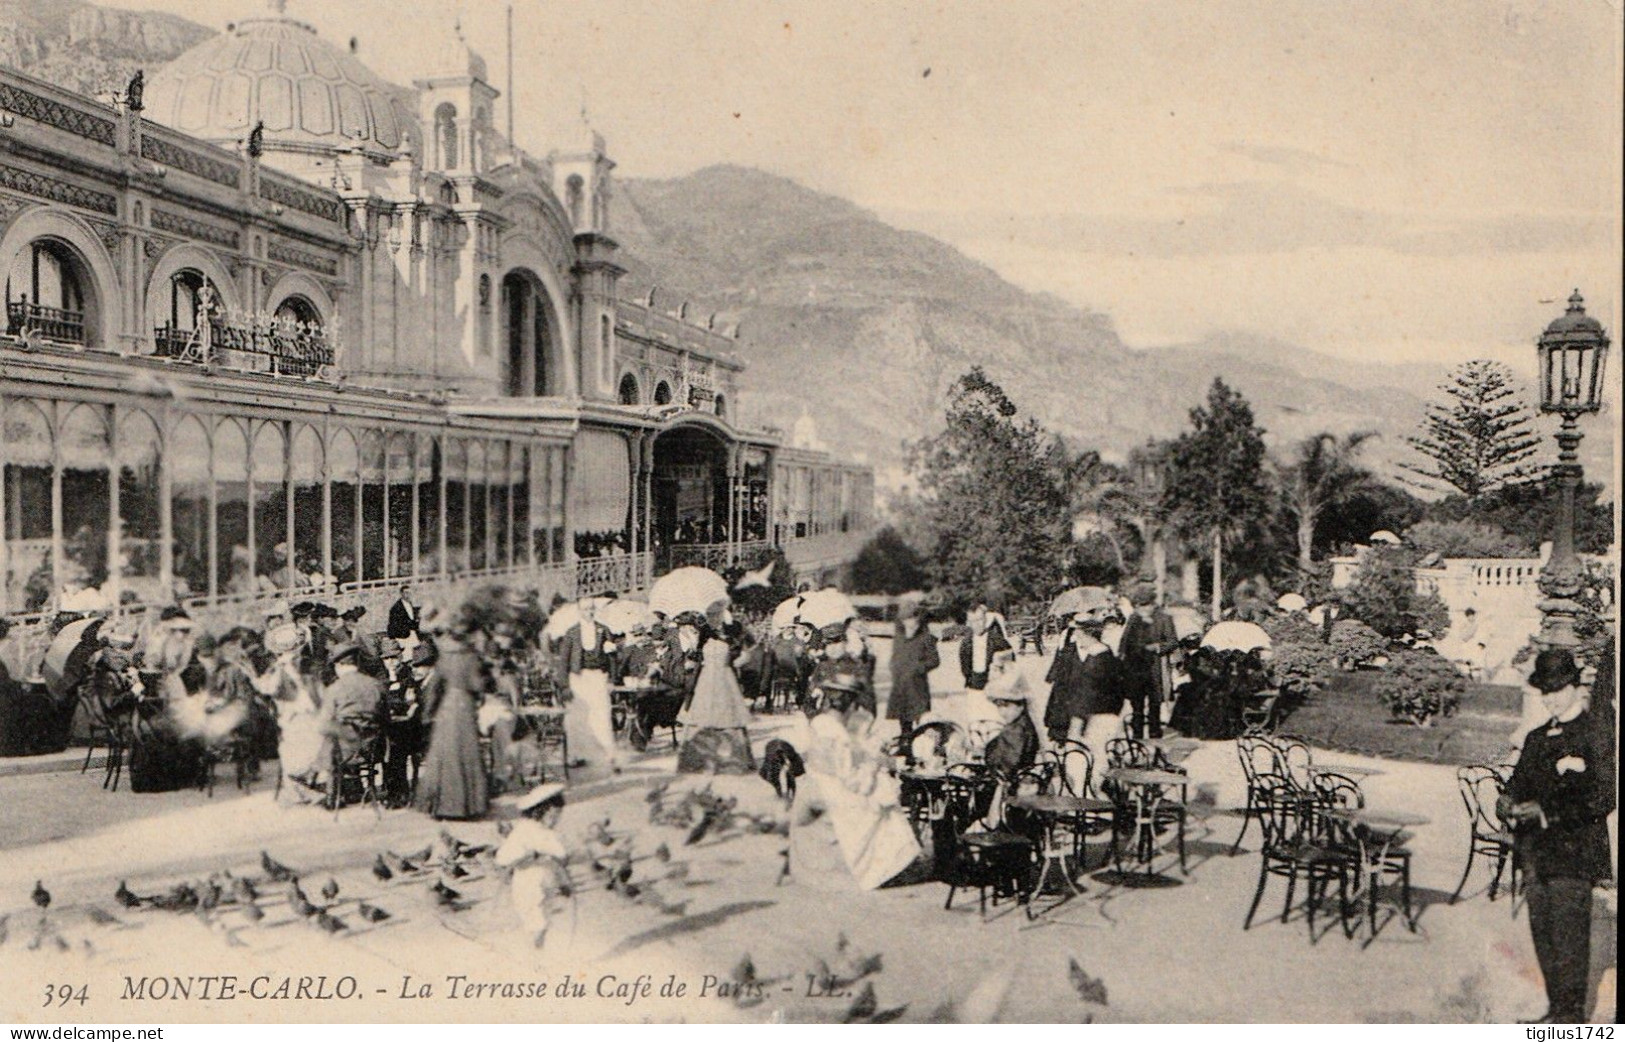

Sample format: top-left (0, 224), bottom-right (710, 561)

top-left (6, 299), bottom-right (85, 343)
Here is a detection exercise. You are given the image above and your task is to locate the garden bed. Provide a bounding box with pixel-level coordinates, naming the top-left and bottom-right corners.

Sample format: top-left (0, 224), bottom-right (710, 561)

top-left (1275, 671), bottom-right (1525, 766)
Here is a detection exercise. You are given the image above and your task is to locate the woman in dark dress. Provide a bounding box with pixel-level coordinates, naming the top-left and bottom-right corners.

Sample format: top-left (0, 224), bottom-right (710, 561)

top-left (886, 602), bottom-right (939, 744)
top-left (414, 624), bottom-right (490, 820)
top-left (1043, 614), bottom-right (1119, 745)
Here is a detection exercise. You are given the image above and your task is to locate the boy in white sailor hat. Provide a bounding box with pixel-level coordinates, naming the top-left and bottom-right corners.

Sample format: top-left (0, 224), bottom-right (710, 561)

top-left (495, 783), bottom-right (575, 950)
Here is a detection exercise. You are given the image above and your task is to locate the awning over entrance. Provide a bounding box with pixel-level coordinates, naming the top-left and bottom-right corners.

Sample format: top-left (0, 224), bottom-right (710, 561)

top-left (571, 427), bottom-right (631, 533)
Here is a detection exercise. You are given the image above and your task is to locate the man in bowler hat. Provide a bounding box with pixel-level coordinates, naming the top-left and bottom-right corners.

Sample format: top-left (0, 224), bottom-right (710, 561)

top-left (1501, 648), bottom-right (1615, 1023)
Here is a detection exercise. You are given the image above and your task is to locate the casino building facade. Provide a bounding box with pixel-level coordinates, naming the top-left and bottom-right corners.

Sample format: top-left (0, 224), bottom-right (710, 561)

top-left (0, 5), bottom-right (873, 661)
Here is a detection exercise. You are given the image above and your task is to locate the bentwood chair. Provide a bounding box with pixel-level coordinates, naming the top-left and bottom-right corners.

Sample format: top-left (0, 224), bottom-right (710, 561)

top-left (1449, 764), bottom-right (1519, 909)
top-left (1243, 773), bottom-right (1348, 941)
top-left (1232, 736), bottom-right (1282, 854)
top-left (941, 762), bottom-right (1033, 919)
top-left (1047, 741), bottom-right (1119, 860)
top-left (1312, 771), bottom-right (1416, 940)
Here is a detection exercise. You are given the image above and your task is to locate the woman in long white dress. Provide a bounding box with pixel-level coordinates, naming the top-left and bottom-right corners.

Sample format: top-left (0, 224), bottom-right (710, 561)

top-left (786, 665), bottom-right (921, 891)
top-left (259, 623), bottom-right (324, 798)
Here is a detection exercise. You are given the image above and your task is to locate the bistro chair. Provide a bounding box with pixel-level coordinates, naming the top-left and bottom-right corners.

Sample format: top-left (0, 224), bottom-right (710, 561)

top-left (78, 685), bottom-right (136, 792)
top-left (1104, 737), bottom-right (1188, 871)
top-left (328, 708), bottom-right (386, 818)
top-left (1449, 764), bottom-right (1519, 908)
top-left (1051, 741), bottom-right (1120, 845)
top-left (1243, 773), bottom-right (1348, 941)
top-left (1231, 735), bottom-right (1282, 854)
top-left (940, 762), bottom-right (1034, 919)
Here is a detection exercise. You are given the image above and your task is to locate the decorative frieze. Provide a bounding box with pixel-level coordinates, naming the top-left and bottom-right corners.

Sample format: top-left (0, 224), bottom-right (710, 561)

top-left (266, 240), bottom-right (340, 277)
top-left (0, 164), bottom-right (118, 214)
top-left (0, 82), bottom-right (116, 146)
top-left (259, 176), bottom-right (346, 224)
top-left (139, 133), bottom-right (240, 189)
top-left (151, 208), bottom-right (241, 250)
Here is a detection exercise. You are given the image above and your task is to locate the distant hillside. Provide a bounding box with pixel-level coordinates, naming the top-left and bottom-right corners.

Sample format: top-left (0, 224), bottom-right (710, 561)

top-left (616, 166), bottom-right (1443, 483)
top-left (0, 0), bottom-right (211, 98)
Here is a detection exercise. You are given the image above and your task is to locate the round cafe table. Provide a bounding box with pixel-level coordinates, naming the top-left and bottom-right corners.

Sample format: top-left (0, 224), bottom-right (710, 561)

top-left (1322, 807), bottom-right (1428, 938)
top-left (1306, 763), bottom-right (1386, 780)
top-left (1103, 767), bottom-right (1190, 879)
top-left (1007, 793), bottom-right (1115, 916)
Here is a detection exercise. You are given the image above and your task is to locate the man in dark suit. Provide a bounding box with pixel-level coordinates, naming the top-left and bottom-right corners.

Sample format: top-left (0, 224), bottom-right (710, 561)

top-left (387, 584), bottom-right (419, 640)
top-left (1118, 585), bottom-right (1178, 739)
top-left (957, 603), bottom-right (1011, 693)
top-left (1501, 648), bottom-right (1615, 1023)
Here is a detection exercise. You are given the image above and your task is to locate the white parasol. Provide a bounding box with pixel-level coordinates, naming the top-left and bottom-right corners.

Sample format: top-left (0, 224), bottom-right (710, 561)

top-left (544, 597), bottom-right (613, 639)
top-left (1276, 592), bottom-right (1308, 613)
top-left (796, 587), bottom-right (857, 629)
top-left (1200, 620), bottom-right (1272, 653)
top-left (1166, 605), bottom-right (1206, 641)
top-left (1048, 585), bottom-right (1112, 618)
top-left (597, 599), bottom-right (656, 635)
top-left (771, 595), bottom-right (806, 631)
top-left (42, 617), bottom-right (104, 699)
top-left (648, 567), bottom-right (731, 619)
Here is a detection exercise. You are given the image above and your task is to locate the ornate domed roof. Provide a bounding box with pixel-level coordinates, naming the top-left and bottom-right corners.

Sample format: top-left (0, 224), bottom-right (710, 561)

top-left (1542, 290), bottom-right (1607, 339)
top-left (146, 11), bottom-right (419, 158)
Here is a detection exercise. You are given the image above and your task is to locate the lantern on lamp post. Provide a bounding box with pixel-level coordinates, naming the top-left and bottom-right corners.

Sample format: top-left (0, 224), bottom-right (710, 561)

top-left (1534, 290), bottom-right (1611, 649)
top-left (1130, 438), bottom-right (1169, 604)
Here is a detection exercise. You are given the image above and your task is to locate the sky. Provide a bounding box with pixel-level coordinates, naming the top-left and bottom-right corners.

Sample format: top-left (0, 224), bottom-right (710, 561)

top-left (117, 0), bottom-right (1622, 380)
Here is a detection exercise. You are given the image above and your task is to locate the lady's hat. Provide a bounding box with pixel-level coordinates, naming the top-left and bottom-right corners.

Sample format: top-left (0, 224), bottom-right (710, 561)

top-left (516, 782), bottom-right (567, 813)
top-left (989, 673), bottom-right (1031, 704)
top-left (265, 623), bottom-right (302, 656)
top-left (1528, 648), bottom-right (1582, 694)
top-left (159, 605), bottom-right (194, 630)
top-left (328, 641), bottom-right (360, 666)
top-left (340, 605), bottom-right (367, 623)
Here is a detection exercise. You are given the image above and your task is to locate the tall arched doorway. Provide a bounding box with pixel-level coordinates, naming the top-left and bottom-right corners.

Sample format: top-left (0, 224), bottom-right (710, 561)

top-left (500, 270), bottom-right (557, 397)
top-left (651, 424), bottom-right (732, 571)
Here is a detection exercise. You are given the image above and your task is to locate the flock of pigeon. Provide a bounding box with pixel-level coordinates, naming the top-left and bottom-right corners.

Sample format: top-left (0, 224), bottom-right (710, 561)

top-left (7, 781), bottom-right (1113, 1022)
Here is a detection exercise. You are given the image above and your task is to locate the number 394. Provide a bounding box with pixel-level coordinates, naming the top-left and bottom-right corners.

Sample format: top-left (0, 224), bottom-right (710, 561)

top-left (43, 983), bottom-right (88, 1007)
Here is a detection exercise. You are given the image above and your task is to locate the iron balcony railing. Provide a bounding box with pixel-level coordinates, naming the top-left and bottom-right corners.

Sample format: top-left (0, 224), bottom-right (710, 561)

top-left (7, 300), bottom-right (85, 343)
top-left (152, 320), bottom-right (335, 378)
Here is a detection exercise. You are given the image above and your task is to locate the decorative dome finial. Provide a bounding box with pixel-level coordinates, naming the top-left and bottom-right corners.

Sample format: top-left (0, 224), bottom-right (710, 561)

top-left (1567, 289), bottom-right (1585, 313)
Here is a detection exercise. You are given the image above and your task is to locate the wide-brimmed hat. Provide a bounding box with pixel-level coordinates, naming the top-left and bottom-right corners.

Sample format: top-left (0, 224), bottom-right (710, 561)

top-left (328, 641), bottom-right (360, 666)
top-left (1528, 648), bottom-right (1583, 694)
top-left (265, 623), bottom-right (302, 655)
top-left (516, 782), bottom-right (567, 813)
top-left (340, 605), bottom-right (366, 623)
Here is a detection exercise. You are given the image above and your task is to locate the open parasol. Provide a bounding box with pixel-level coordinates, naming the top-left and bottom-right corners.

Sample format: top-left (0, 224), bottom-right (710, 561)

top-left (42, 617), bottom-right (104, 699)
top-left (1165, 605), bottom-right (1206, 641)
top-left (770, 595), bottom-right (806, 631)
top-left (795, 587), bottom-right (857, 629)
top-left (597, 598), bottom-right (655, 635)
top-left (1275, 592), bottom-right (1308, 613)
top-left (648, 567), bottom-right (731, 619)
top-left (1048, 585), bottom-right (1112, 618)
top-left (544, 597), bottom-right (613, 640)
top-left (1201, 620), bottom-right (1272, 653)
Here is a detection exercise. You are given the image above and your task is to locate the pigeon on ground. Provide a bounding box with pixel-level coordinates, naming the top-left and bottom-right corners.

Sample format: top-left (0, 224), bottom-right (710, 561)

top-left (357, 902), bottom-right (390, 923)
top-left (233, 877), bottom-right (258, 903)
top-left (432, 880), bottom-right (461, 905)
top-left (653, 842), bottom-right (672, 863)
top-left (288, 885), bottom-right (319, 919)
top-left (260, 851), bottom-right (295, 882)
top-left (1067, 958), bottom-right (1109, 1007)
top-left (85, 906), bottom-right (122, 927)
top-left (32, 881), bottom-right (50, 909)
top-left (239, 902), bottom-right (265, 923)
top-left (320, 877), bottom-right (340, 903)
top-left (314, 910), bottom-right (347, 934)
top-left (371, 855), bottom-right (393, 882)
top-left (114, 881), bottom-right (142, 909)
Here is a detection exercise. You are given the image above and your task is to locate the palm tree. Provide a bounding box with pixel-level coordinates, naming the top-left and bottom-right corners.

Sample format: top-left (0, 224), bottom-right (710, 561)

top-left (1277, 430), bottom-right (1378, 571)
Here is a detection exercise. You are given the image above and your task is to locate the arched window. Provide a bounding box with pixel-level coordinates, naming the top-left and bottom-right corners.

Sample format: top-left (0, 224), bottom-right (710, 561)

top-left (618, 373), bottom-right (641, 405)
top-left (6, 240), bottom-right (88, 343)
top-left (434, 102), bottom-right (458, 170)
top-left (170, 270), bottom-right (208, 331)
top-left (273, 294), bottom-right (321, 328)
top-left (653, 381), bottom-right (672, 406)
top-left (566, 175), bottom-right (584, 228)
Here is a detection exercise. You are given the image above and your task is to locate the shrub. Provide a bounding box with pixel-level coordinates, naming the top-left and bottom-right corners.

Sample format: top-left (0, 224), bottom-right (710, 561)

top-left (1262, 613), bottom-right (1337, 695)
top-left (847, 526), bottom-right (928, 596)
top-left (1403, 519), bottom-right (1525, 559)
top-left (1342, 545), bottom-right (1451, 640)
top-left (1329, 619), bottom-right (1387, 669)
top-left (1373, 648), bottom-right (1466, 726)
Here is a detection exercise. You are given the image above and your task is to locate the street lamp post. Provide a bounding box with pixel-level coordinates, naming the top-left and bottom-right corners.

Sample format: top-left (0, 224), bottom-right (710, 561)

top-left (1534, 290), bottom-right (1611, 650)
top-left (1131, 439), bottom-right (1168, 605)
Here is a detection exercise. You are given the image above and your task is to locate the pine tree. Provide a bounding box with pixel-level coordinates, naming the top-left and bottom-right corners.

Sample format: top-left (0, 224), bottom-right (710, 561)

top-left (1401, 360), bottom-right (1542, 500)
top-left (907, 367), bottom-right (1070, 611)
